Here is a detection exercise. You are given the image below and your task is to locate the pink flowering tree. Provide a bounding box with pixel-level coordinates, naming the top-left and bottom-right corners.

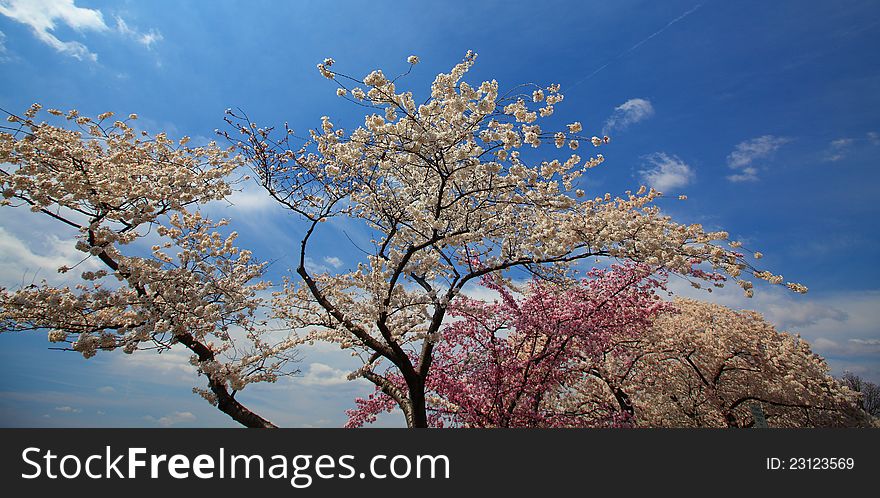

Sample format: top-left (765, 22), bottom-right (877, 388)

top-left (0, 106), bottom-right (299, 428)
top-left (228, 51), bottom-right (805, 428)
top-left (348, 273), bottom-right (864, 428)
top-left (346, 263), bottom-right (669, 428)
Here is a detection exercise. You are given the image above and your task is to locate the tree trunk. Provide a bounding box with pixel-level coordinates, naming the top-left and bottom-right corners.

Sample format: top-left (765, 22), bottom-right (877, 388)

top-left (406, 377), bottom-right (429, 428)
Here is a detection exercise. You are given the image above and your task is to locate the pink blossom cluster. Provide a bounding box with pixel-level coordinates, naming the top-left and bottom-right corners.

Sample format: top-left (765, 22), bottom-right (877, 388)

top-left (346, 263), bottom-right (669, 427)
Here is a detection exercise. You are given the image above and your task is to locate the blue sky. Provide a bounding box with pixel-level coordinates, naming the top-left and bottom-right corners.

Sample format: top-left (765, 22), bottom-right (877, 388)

top-left (1, 0), bottom-right (878, 427)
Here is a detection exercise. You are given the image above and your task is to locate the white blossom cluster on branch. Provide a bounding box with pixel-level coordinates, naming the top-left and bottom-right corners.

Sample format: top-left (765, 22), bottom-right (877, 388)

top-left (0, 106), bottom-right (299, 427)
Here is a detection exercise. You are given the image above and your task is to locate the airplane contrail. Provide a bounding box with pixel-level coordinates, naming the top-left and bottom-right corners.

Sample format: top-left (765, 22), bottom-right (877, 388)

top-left (568, 3), bottom-right (704, 91)
top-left (626, 3), bottom-right (703, 54)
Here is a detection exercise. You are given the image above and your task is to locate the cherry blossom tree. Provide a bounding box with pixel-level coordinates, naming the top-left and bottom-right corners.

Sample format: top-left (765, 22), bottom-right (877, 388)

top-left (587, 298), bottom-right (866, 428)
top-left (0, 106), bottom-right (298, 428)
top-left (227, 51), bottom-right (802, 428)
top-left (348, 278), bottom-right (863, 428)
top-left (839, 372), bottom-right (880, 419)
top-left (346, 263), bottom-right (668, 428)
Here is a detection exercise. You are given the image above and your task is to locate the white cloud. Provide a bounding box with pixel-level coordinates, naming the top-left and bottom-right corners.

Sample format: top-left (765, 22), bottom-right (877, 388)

top-left (138, 30), bottom-right (162, 48)
top-left (144, 411), bottom-right (196, 427)
top-left (303, 255), bottom-right (349, 274)
top-left (0, 0), bottom-right (161, 61)
top-left (725, 135), bottom-right (790, 182)
top-left (638, 152), bottom-right (695, 192)
top-left (0, 0), bottom-right (107, 61)
top-left (106, 347), bottom-right (200, 385)
top-left (726, 166), bottom-right (759, 183)
top-left (1, 388), bottom-right (211, 428)
top-left (111, 16), bottom-right (131, 35)
top-left (323, 256), bottom-right (343, 269)
top-left (0, 224), bottom-right (101, 288)
top-left (54, 405), bottom-right (82, 413)
top-left (868, 132), bottom-right (880, 146)
top-left (299, 362), bottom-right (350, 386)
top-left (727, 136), bottom-right (790, 168)
top-left (666, 278), bottom-right (849, 331)
top-left (603, 98), bottom-right (654, 135)
top-left (850, 338), bottom-right (880, 346)
top-left (812, 337), bottom-right (840, 351)
top-left (215, 180), bottom-right (277, 213)
top-left (825, 138), bottom-right (855, 162)
top-left (303, 257), bottom-right (330, 274)
top-left (459, 281), bottom-right (504, 302)
top-left (760, 300), bottom-right (848, 329)
top-left (0, 30), bottom-right (9, 61)
top-left (97, 386), bottom-right (115, 394)
top-left (113, 16), bottom-right (162, 49)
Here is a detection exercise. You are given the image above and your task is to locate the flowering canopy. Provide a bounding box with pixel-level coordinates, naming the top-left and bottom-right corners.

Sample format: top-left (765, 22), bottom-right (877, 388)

top-left (0, 53), bottom-right (816, 429)
top-left (348, 278), bottom-right (862, 428)
top-left (601, 298), bottom-right (866, 427)
top-left (227, 52), bottom-right (802, 427)
top-left (345, 263), bottom-right (668, 428)
top-left (0, 106), bottom-right (298, 427)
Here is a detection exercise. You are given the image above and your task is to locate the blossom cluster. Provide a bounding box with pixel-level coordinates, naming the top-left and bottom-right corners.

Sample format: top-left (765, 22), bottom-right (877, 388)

top-left (0, 106), bottom-right (299, 426)
top-left (344, 263), bottom-right (668, 427)
top-left (580, 298), bottom-right (865, 427)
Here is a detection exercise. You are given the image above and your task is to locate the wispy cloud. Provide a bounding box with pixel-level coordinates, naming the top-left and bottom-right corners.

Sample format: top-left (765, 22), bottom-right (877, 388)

top-left (850, 338), bottom-right (880, 346)
top-left (54, 405), bottom-right (82, 413)
top-left (222, 182), bottom-right (277, 212)
top-left (825, 138), bottom-right (855, 162)
top-left (726, 167), bottom-right (759, 183)
top-left (727, 135), bottom-right (790, 168)
top-left (304, 257), bottom-right (330, 274)
top-left (114, 16), bottom-right (162, 49)
top-left (603, 98), bottom-right (654, 136)
top-left (301, 255), bottom-right (346, 274)
top-left (138, 31), bottom-right (162, 48)
top-left (323, 256), bottom-right (343, 269)
top-left (299, 362), bottom-right (351, 386)
top-left (0, 225), bottom-right (101, 288)
top-left (822, 133), bottom-right (880, 161)
top-left (144, 411), bottom-right (197, 427)
top-left (639, 152), bottom-right (694, 192)
top-left (0, 0), bottom-right (107, 61)
top-left (0, 30), bottom-right (10, 62)
top-left (106, 347), bottom-right (200, 385)
top-left (0, 0), bottom-right (161, 61)
top-left (725, 135), bottom-right (791, 182)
